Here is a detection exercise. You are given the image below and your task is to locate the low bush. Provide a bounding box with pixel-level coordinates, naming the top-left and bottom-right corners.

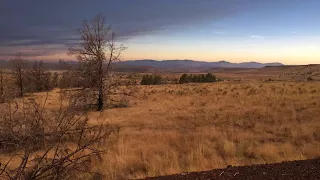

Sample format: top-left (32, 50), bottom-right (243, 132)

top-left (140, 74), bottom-right (165, 85)
top-left (179, 73), bottom-right (217, 84)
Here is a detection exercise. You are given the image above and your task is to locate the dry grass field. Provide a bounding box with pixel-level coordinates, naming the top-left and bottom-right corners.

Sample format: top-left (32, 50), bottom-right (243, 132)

top-left (211, 64), bottom-right (320, 81)
top-left (15, 79), bottom-right (320, 179)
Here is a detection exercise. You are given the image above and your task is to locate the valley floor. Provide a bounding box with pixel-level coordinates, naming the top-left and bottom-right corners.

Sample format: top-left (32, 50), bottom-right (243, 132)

top-left (15, 81), bottom-right (320, 179)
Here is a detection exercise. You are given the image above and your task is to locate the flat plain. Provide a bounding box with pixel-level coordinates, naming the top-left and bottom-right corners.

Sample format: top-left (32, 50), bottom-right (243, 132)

top-left (1, 65), bottom-right (320, 180)
top-left (33, 81), bottom-right (320, 179)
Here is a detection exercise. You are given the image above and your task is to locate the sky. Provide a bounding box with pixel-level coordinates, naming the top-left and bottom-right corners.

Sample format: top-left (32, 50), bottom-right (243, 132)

top-left (1, 0), bottom-right (320, 65)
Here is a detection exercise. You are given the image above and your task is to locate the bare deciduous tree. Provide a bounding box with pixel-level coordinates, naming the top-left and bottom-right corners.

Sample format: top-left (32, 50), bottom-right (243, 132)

top-left (0, 94), bottom-right (119, 179)
top-left (52, 72), bottom-right (59, 88)
top-left (30, 60), bottom-right (45, 92)
top-left (10, 54), bottom-right (28, 97)
top-left (68, 14), bottom-right (126, 111)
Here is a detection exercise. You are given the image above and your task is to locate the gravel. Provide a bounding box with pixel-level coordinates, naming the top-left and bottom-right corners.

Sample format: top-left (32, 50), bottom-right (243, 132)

top-left (143, 158), bottom-right (320, 180)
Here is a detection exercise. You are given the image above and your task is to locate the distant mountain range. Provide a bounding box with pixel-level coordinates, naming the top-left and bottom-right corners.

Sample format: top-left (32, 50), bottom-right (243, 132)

top-left (116, 60), bottom-right (284, 69)
top-left (0, 59), bottom-right (284, 72)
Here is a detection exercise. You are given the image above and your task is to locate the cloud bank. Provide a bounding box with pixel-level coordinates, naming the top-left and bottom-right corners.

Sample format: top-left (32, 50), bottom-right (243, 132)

top-left (0, 0), bottom-right (260, 59)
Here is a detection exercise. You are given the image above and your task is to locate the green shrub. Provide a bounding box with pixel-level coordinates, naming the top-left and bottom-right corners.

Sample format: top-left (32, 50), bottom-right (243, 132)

top-left (179, 73), bottom-right (217, 84)
top-left (140, 74), bottom-right (164, 85)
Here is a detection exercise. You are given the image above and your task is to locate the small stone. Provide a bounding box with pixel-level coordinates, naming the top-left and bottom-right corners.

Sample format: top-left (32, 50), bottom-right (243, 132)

top-left (219, 171), bottom-right (224, 176)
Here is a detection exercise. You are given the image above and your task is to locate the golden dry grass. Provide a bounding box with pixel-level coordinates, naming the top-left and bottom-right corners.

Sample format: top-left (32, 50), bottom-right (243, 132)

top-left (4, 80), bottom-right (320, 179)
top-left (90, 81), bottom-right (319, 179)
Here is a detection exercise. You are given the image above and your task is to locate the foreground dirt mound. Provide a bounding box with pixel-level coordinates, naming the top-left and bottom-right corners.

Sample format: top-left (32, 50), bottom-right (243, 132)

top-left (144, 158), bottom-right (320, 180)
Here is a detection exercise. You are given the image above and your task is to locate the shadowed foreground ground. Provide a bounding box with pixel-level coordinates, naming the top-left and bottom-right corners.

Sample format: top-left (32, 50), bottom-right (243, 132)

top-left (143, 158), bottom-right (320, 180)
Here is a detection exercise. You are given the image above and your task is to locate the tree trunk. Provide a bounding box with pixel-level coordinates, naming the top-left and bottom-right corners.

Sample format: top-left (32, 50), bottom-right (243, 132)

top-left (97, 57), bottom-right (104, 111)
top-left (19, 74), bottom-right (23, 97)
top-left (20, 84), bottom-right (23, 97)
top-left (0, 70), bottom-right (4, 103)
top-left (98, 88), bottom-right (103, 111)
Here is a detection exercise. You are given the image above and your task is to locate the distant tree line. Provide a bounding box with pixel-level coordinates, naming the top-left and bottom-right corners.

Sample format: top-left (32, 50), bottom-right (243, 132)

top-left (2, 52), bottom-right (126, 102)
top-left (179, 73), bottom-right (217, 84)
top-left (0, 54), bottom-right (62, 102)
top-left (140, 74), bottom-right (164, 85)
top-left (2, 53), bottom-right (132, 100)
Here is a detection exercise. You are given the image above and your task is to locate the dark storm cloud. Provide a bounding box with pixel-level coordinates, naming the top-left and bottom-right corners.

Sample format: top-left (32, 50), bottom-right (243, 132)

top-left (0, 0), bottom-right (261, 58)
